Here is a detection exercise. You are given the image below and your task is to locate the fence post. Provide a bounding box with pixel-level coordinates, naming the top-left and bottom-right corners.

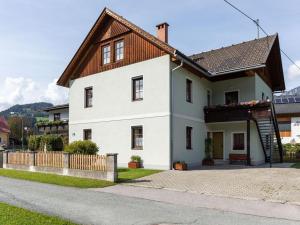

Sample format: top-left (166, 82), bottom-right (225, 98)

top-left (0, 151), bottom-right (3, 168)
top-left (63, 153), bottom-right (70, 175)
top-left (106, 153), bottom-right (118, 182)
top-left (29, 151), bottom-right (36, 172)
top-left (3, 151), bottom-right (9, 168)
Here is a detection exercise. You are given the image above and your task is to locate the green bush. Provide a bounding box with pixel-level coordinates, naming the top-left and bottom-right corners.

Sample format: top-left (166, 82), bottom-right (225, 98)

top-left (28, 135), bottom-right (64, 151)
top-left (64, 140), bottom-right (99, 155)
top-left (283, 143), bottom-right (300, 153)
top-left (130, 155), bottom-right (142, 163)
top-left (28, 135), bottom-right (42, 151)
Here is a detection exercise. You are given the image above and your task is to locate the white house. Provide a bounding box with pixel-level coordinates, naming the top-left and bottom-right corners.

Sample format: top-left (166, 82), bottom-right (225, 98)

top-left (57, 8), bottom-right (285, 169)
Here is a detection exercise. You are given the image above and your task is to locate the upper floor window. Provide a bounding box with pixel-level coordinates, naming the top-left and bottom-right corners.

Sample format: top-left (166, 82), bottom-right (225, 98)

top-left (132, 126), bottom-right (143, 149)
top-left (85, 87), bottom-right (93, 108)
top-left (186, 126), bottom-right (192, 150)
top-left (207, 90), bottom-right (211, 106)
top-left (262, 92), bottom-right (265, 100)
top-left (102, 45), bottom-right (111, 65)
top-left (83, 129), bottom-right (92, 141)
top-left (132, 76), bottom-right (143, 101)
top-left (53, 113), bottom-right (61, 121)
top-left (115, 40), bottom-right (124, 61)
top-left (225, 91), bottom-right (238, 105)
top-left (186, 79), bottom-right (192, 103)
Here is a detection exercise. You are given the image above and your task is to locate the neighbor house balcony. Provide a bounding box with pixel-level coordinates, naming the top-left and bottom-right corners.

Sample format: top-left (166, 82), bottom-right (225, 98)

top-left (36, 120), bottom-right (69, 137)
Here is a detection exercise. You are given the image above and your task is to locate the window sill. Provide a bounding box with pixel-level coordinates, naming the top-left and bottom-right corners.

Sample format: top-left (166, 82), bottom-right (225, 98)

top-left (132, 148), bottom-right (143, 150)
top-left (132, 99), bottom-right (143, 102)
top-left (186, 148), bottom-right (192, 150)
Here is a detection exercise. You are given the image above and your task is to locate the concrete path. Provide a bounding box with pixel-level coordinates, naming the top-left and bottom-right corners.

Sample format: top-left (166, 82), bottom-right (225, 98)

top-left (124, 167), bottom-right (300, 204)
top-left (0, 177), bottom-right (299, 225)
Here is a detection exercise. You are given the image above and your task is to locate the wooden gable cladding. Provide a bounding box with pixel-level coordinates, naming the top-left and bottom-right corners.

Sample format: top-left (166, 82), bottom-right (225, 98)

top-left (99, 19), bottom-right (130, 42)
top-left (76, 29), bottom-right (166, 78)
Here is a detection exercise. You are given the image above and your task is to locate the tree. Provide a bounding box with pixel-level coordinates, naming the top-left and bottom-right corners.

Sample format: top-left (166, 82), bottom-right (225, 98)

top-left (8, 116), bottom-right (34, 145)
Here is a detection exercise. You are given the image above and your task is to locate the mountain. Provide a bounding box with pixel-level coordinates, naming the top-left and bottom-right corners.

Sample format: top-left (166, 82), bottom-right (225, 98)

top-left (0, 102), bottom-right (53, 119)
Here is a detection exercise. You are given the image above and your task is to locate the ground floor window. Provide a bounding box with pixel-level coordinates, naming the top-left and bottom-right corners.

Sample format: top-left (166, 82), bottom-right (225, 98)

top-left (132, 126), bottom-right (143, 149)
top-left (232, 133), bottom-right (245, 150)
top-left (83, 129), bottom-right (92, 141)
top-left (186, 126), bottom-right (192, 150)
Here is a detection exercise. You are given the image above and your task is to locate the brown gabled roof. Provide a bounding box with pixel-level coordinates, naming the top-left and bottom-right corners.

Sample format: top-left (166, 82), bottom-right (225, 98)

top-left (57, 8), bottom-right (208, 87)
top-left (190, 35), bottom-right (277, 75)
top-left (43, 104), bottom-right (69, 112)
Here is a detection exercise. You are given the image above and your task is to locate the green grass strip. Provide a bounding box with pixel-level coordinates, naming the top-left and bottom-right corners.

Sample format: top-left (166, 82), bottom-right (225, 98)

top-left (0, 202), bottom-right (77, 225)
top-left (0, 169), bottom-right (114, 188)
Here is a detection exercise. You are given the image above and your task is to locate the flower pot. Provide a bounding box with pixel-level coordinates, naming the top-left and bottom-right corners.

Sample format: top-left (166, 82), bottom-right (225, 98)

top-left (128, 161), bottom-right (141, 169)
top-left (173, 162), bottom-right (187, 171)
top-left (202, 158), bottom-right (214, 166)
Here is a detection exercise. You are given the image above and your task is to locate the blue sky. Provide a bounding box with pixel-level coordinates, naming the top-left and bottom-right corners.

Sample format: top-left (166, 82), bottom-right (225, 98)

top-left (0, 0), bottom-right (300, 110)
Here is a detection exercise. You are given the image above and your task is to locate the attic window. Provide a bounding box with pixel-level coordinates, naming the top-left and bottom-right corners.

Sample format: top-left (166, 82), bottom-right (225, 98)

top-left (115, 40), bottom-right (124, 61)
top-left (102, 45), bottom-right (111, 65)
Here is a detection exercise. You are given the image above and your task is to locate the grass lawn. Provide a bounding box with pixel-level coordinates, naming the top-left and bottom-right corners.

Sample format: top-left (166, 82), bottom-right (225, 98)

top-left (291, 162), bottom-right (300, 169)
top-left (0, 202), bottom-right (76, 225)
top-left (0, 169), bottom-right (114, 188)
top-left (0, 168), bottom-right (162, 188)
top-left (118, 168), bottom-right (162, 182)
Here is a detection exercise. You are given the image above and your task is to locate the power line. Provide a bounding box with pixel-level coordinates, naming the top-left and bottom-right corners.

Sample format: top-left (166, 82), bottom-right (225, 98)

top-left (224, 0), bottom-right (300, 71)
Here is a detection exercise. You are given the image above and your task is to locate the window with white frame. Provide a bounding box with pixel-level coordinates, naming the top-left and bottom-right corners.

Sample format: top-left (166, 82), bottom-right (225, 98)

top-left (232, 133), bottom-right (245, 150)
top-left (132, 126), bottom-right (143, 149)
top-left (115, 40), bottom-right (124, 61)
top-left (186, 126), bottom-right (193, 150)
top-left (102, 45), bottom-right (111, 65)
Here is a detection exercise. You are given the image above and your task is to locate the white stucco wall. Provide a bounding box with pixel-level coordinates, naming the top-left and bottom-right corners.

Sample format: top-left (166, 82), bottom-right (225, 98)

top-left (69, 55), bottom-right (171, 169)
top-left (171, 63), bottom-right (211, 167)
top-left (207, 121), bottom-right (265, 165)
top-left (48, 109), bottom-right (69, 121)
top-left (254, 74), bottom-right (272, 100)
top-left (211, 76), bottom-right (255, 105)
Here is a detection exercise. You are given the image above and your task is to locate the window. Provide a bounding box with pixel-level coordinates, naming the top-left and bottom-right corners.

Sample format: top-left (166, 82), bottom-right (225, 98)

top-left (115, 40), bottom-right (124, 61)
top-left (53, 113), bottom-right (61, 121)
top-left (232, 133), bottom-right (245, 150)
top-left (207, 90), bottom-right (211, 106)
top-left (186, 126), bottom-right (192, 149)
top-left (102, 45), bottom-right (111, 65)
top-left (85, 87), bottom-right (93, 108)
top-left (83, 129), bottom-right (92, 141)
top-left (132, 126), bottom-right (143, 149)
top-left (186, 79), bottom-right (192, 103)
top-left (132, 76), bottom-right (143, 101)
top-left (262, 92), bottom-right (265, 100)
top-left (225, 91), bottom-right (238, 105)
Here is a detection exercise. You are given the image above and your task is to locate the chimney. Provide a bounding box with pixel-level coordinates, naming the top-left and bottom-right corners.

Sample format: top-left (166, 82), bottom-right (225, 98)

top-left (156, 22), bottom-right (169, 43)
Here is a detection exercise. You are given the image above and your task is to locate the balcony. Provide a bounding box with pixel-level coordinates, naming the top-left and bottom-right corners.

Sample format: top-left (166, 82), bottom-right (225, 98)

top-left (204, 101), bottom-right (272, 123)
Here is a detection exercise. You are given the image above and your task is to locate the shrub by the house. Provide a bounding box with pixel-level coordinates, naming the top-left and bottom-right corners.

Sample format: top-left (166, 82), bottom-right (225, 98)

top-left (28, 135), bottom-right (64, 151)
top-left (64, 140), bottom-right (99, 155)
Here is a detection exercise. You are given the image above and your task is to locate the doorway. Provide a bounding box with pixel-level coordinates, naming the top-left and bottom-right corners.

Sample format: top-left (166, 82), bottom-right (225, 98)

top-left (212, 132), bottom-right (224, 159)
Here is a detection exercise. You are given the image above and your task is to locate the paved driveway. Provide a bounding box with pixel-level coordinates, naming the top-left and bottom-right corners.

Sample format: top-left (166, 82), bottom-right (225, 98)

top-left (125, 165), bottom-right (300, 204)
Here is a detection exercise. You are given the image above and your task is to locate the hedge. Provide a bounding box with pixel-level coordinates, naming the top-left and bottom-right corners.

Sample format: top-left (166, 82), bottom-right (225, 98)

top-left (28, 135), bottom-right (64, 151)
top-left (64, 140), bottom-right (99, 155)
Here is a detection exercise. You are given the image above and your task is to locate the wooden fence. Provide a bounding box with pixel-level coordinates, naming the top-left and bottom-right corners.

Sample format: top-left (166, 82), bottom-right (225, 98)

top-left (70, 154), bottom-right (107, 171)
top-left (35, 152), bottom-right (64, 168)
top-left (7, 152), bottom-right (30, 165)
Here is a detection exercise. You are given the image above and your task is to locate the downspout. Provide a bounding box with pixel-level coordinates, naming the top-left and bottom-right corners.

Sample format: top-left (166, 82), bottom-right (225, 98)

top-left (170, 56), bottom-right (183, 170)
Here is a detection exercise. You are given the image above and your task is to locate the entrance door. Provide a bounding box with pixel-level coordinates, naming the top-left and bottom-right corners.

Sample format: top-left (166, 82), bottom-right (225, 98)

top-left (212, 132), bottom-right (223, 159)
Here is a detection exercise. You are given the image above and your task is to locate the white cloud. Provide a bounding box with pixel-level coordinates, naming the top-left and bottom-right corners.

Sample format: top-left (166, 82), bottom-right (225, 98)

top-left (287, 60), bottom-right (300, 79)
top-left (0, 77), bottom-right (68, 111)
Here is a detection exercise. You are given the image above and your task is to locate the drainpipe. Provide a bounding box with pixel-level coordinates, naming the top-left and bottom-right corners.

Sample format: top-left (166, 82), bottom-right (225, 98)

top-left (169, 57), bottom-right (183, 170)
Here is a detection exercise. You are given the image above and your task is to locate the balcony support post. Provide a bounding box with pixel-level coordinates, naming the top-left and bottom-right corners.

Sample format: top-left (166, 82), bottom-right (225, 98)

top-left (247, 119), bottom-right (251, 166)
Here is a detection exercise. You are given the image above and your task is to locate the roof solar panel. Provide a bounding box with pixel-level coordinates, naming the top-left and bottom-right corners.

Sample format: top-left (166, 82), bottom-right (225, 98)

top-left (295, 97), bottom-right (300, 103)
top-left (282, 98), bottom-right (288, 103)
top-left (274, 99), bottom-right (282, 103)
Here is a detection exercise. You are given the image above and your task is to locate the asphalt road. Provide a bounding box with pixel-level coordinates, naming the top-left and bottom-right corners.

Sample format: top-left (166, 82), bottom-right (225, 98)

top-left (0, 177), bottom-right (299, 225)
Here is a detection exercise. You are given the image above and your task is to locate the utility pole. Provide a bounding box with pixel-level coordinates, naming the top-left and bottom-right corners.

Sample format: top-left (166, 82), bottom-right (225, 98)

top-left (255, 19), bottom-right (260, 38)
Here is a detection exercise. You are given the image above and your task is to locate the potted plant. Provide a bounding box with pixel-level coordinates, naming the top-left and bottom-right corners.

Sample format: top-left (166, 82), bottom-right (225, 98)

top-left (128, 155), bottom-right (142, 169)
top-left (202, 138), bottom-right (214, 166)
top-left (173, 161), bottom-right (187, 170)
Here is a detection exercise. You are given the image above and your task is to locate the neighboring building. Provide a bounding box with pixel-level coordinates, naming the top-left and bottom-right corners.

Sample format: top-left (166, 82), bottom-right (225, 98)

top-left (275, 93), bottom-right (300, 144)
top-left (37, 104), bottom-right (69, 138)
top-left (0, 117), bottom-right (10, 148)
top-left (56, 8), bottom-right (285, 169)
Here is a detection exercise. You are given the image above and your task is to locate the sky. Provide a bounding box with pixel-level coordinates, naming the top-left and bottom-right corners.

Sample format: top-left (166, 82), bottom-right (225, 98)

top-left (0, 0), bottom-right (300, 110)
